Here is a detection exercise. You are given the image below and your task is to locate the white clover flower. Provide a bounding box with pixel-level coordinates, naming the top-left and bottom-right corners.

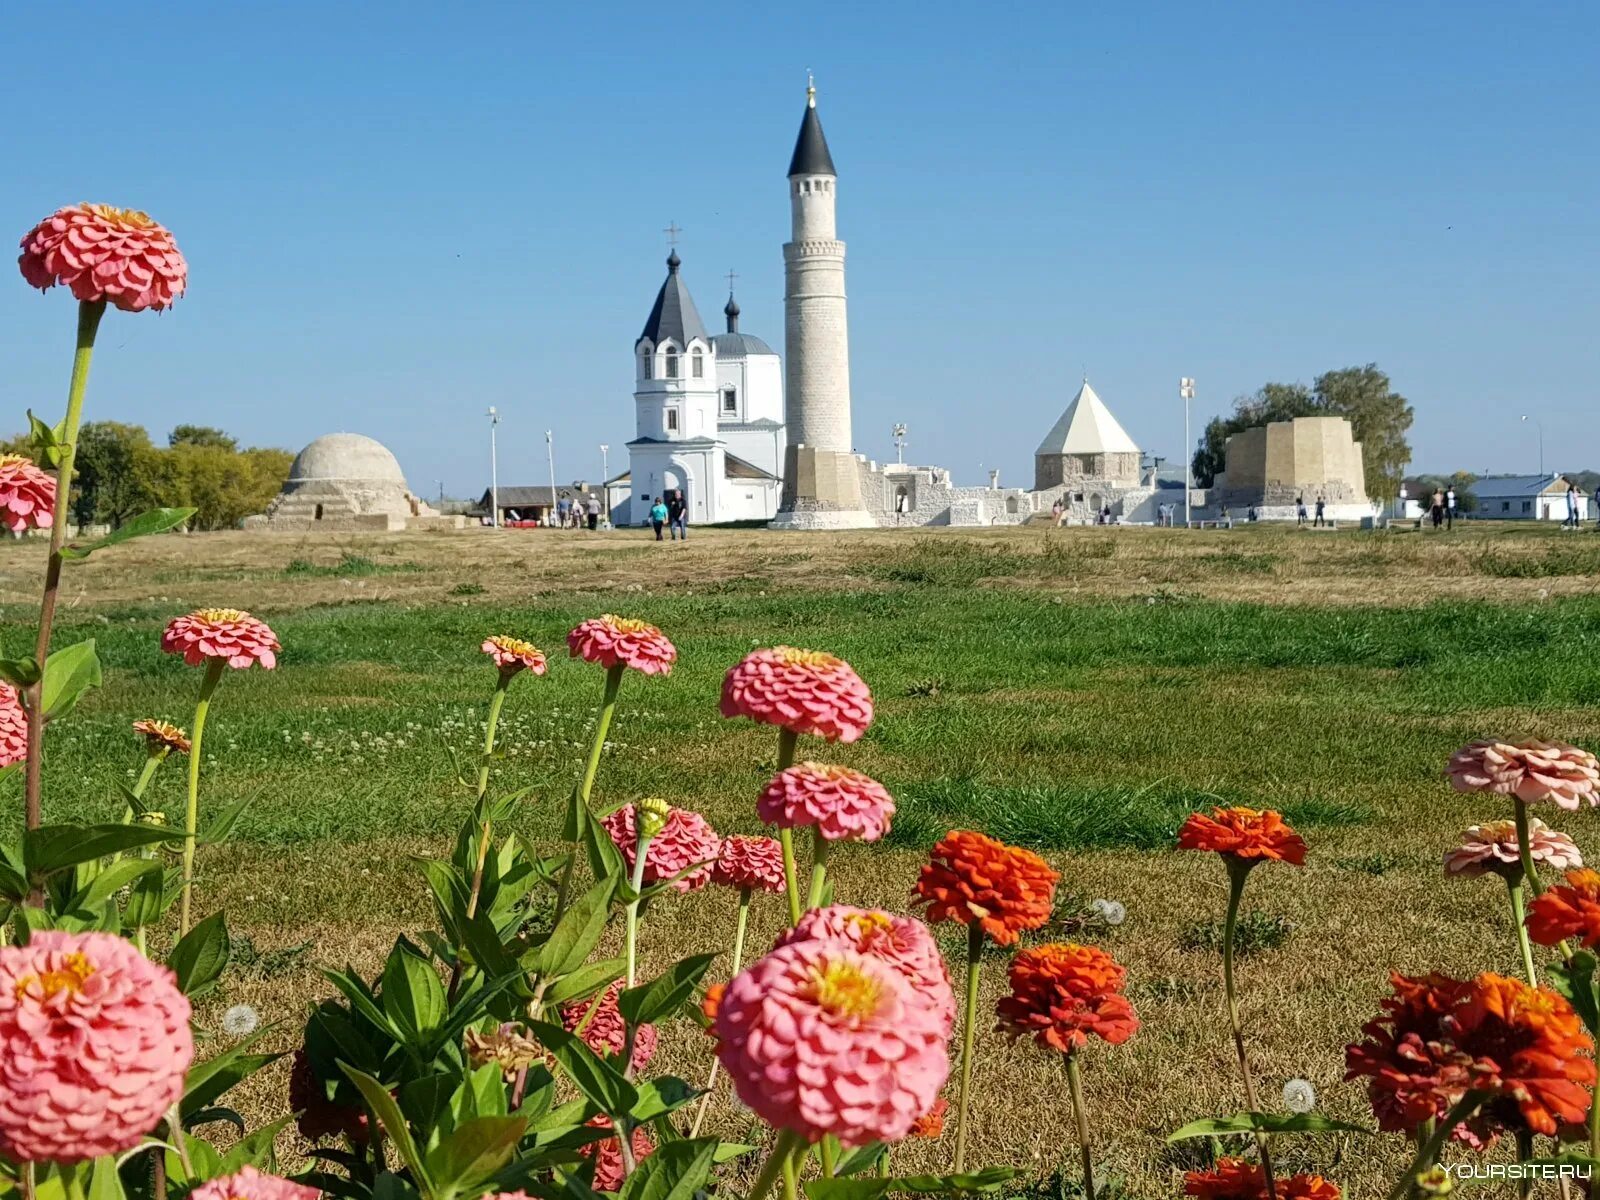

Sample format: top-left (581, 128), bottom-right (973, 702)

top-left (222, 1004), bottom-right (259, 1037)
top-left (1090, 898), bottom-right (1127, 927)
top-left (1282, 1078), bottom-right (1316, 1114)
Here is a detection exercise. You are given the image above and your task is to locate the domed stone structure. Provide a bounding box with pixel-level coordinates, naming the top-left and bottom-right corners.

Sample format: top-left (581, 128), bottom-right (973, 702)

top-left (245, 432), bottom-right (440, 531)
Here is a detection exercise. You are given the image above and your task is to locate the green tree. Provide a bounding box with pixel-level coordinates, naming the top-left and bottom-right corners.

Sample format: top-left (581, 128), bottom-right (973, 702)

top-left (1191, 383), bottom-right (1321, 486)
top-left (1313, 364), bottom-right (1414, 501)
top-left (73, 422), bottom-right (165, 528)
top-left (168, 424), bottom-right (238, 451)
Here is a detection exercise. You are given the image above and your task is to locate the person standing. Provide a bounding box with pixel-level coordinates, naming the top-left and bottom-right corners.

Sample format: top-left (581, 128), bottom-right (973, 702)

top-left (1429, 488), bottom-right (1444, 530)
top-left (1566, 482), bottom-right (1580, 530)
top-left (1445, 485), bottom-right (1457, 530)
top-left (1593, 483), bottom-right (1600, 529)
top-left (585, 494), bottom-right (601, 531)
top-left (1296, 495), bottom-right (1307, 526)
top-left (667, 489), bottom-right (687, 540)
top-left (649, 496), bottom-right (667, 541)
top-left (1314, 495), bottom-right (1327, 527)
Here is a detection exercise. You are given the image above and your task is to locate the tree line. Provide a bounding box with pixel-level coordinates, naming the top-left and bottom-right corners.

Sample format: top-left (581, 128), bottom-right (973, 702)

top-left (1, 423), bottom-right (291, 531)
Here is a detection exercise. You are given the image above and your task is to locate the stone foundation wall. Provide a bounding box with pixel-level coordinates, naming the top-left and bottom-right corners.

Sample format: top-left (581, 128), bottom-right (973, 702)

top-left (1034, 452), bottom-right (1142, 491)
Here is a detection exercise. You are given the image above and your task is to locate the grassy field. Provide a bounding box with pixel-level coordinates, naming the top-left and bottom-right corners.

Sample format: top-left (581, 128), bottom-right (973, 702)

top-left (6, 520), bottom-right (1600, 1197)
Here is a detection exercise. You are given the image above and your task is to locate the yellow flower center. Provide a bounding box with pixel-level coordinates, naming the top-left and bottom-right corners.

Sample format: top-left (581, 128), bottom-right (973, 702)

top-left (777, 647), bottom-right (838, 669)
top-left (195, 607), bottom-right (247, 623)
top-left (1473, 820), bottom-right (1518, 843)
top-left (16, 952), bottom-right (95, 1001)
top-left (846, 911), bottom-right (894, 941)
top-left (804, 959), bottom-right (884, 1021)
top-left (489, 635), bottom-right (540, 658)
top-left (600, 615), bottom-right (651, 634)
top-left (0, 454), bottom-right (33, 471)
top-left (85, 204), bottom-right (157, 230)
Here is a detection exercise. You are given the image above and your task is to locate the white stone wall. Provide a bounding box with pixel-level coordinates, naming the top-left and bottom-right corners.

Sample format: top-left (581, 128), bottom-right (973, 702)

top-left (784, 171), bottom-right (852, 457)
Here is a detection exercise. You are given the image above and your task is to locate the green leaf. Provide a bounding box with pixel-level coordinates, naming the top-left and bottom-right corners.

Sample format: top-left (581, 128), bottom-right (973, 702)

top-left (88, 1154), bottom-right (126, 1200)
top-left (834, 1145), bottom-right (887, 1178)
top-left (543, 957), bottom-right (625, 1008)
top-left (1166, 1111), bottom-right (1372, 1142)
top-left (183, 1034), bottom-right (282, 1115)
top-left (68, 856), bottom-right (162, 913)
top-left (122, 865), bottom-right (172, 930)
top-left (629, 1077), bottom-right (699, 1122)
top-left (525, 876), bottom-right (617, 980)
top-left (219, 1114), bottom-right (296, 1173)
top-left (169, 911), bottom-right (231, 997)
top-left (583, 813), bottom-right (626, 883)
top-left (0, 854), bottom-right (27, 903)
top-left (308, 1004), bottom-right (381, 1076)
top-left (458, 909), bottom-right (521, 982)
top-left (324, 967), bottom-right (400, 1041)
top-left (39, 639), bottom-right (101, 720)
top-left (0, 656), bottom-right (40, 690)
top-left (619, 954), bottom-right (717, 1028)
top-left (1549, 952), bottom-right (1600, 1033)
top-left (713, 1143), bottom-right (758, 1164)
top-left (561, 783), bottom-right (589, 844)
top-left (424, 1115), bottom-right (528, 1198)
top-left (381, 940), bottom-right (448, 1048)
top-left (341, 1064), bottom-right (434, 1196)
top-left (616, 1139), bottom-right (719, 1200)
top-left (61, 507), bottom-right (197, 560)
top-left (527, 1020), bottom-right (638, 1116)
top-left (803, 1167), bottom-right (1016, 1200)
top-left (23, 822), bottom-right (182, 879)
top-left (200, 796), bottom-right (254, 846)
top-left (27, 409), bottom-right (66, 469)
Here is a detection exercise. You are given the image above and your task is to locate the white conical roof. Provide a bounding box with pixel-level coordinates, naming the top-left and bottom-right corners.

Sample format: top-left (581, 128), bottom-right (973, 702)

top-left (1034, 380), bottom-right (1140, 457)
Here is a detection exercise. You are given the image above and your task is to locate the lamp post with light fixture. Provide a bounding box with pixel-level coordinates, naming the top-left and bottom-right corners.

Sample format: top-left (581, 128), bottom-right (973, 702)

top-left (1179, 378), bottom-right (1196, 526)
top-left (487, 406), bottom-right (500, 528)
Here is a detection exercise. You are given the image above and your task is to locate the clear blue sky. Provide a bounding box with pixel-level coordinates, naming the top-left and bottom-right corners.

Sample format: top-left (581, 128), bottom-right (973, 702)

top-left (4, 0), bottom-right (1595, 495)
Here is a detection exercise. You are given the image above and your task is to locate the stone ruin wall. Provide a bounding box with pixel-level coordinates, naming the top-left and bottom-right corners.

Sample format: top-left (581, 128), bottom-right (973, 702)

top-left (1033, 451), bottom-right (1142, 492)
top-left (1217, 417), bottom-right (1368, 507)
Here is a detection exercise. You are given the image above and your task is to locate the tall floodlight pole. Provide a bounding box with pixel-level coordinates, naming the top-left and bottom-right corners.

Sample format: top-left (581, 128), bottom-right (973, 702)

top-left (599, 443), bottom-right (610, 528)
top-left (893, 423), bottom-right (908, 465)
top-left (545, 430), bottom-right (558, 527)
top-left (1179, 378), bottom-right (1196, 526)
top-left (1521, 414), bottom-right (1544, 476)
top-left (487, 406), bottom-right (500, 528)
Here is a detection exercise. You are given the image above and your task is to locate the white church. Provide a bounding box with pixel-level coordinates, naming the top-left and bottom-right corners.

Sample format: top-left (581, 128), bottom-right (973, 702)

top-left (611, 251), bottom-right (786, 525)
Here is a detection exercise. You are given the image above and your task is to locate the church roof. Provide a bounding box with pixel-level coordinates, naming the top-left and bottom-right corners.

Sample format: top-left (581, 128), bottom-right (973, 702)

top-left (788, 95), bottom-right (836, 177)
top-left (712, 331), bottom-right (776, 358)
top-left (1034, 380), bottom-right (1141, 458)
top-left (637, 251), bottom-right (708, 348)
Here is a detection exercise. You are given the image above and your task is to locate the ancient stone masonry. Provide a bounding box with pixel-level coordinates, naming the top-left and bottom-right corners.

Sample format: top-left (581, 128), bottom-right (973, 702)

top-left (1212, 416), bottom-right (1369, 509)
top-left (244, 432), bottom-right (451, 532)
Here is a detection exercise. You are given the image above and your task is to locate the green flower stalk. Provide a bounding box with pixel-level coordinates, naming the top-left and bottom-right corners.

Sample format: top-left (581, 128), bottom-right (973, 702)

top-left (954, 923), bottom-right (984, 1173)
top-left (773, 729), bottom-right (800, 923)
top-left (689, 885), bottom-right (753, 1138)
top-left (1064, 1053), bottom-right (1097, 1200)
top-left (625, 798), bottom-right (669, 987)
top-left (1222, 857), bottom-right (1279, 1200)
top-left (179, 658), bottom-right (224, 935)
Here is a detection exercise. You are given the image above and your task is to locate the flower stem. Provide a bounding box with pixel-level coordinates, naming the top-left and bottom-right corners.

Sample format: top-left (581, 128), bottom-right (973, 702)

top-left (954, 922), bottom-right (985, 1173)
top-left (748, 1131), bottom-right (802, 1200)
top-left (1512, 799), bottom-right (1574, 962)
top-left (579, 665), bottom-right (624, 806)
top-left (23, 298), bottom-right (106, 841)
top-left (1223, 858), bottom-right (1277, 1200)
top-left (1064, 1052), bottom-right (1096, 1200)
top-left (625, 828), bottom-right (653, 987)
top-left (179, 657), bottom-right (225, 935)
top-left (775, 729), bottom-right (800, 923)
top-left (1506, 877), bottom-right (1540, 985)
top-left (1387, 1092), bottom-right (1486, 1200)
top-left (781, 1141), bottom-right (800, 1200)
top-left (690, 888), bottom-right (752, 1138)
top-left (1515, 1129), bottom-right (1533, 1200)
top-left (807, 828), bottom-right (830, 911)
top-left (466, 678), bottom-right (510, 921)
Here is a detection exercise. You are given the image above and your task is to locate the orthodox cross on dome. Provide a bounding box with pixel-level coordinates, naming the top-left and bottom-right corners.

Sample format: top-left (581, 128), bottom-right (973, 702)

top-left (662, 221), bottom-right (682, 249)
top-left (725, 268), bottom-right (738, 293)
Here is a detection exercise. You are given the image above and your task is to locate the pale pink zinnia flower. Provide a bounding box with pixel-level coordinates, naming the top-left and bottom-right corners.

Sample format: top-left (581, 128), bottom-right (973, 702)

top-left (189, 1166), bottom-right (318, 1200)
top-left (1444, 818), bottom-right (1583, 879)
top-left (161, 608), bottom-right (280, 669)
top-left (0, 931), bottom-right (193, 1162)
top-left (721, 646), bottom-right (874, 743)
top-left (714, 939), bottom-right (951, 1147)
top-left (567, 614), bottom-right (676, 675)
top-left (758, 762), bottom-right (895, 841)
top-left (481, 635), bottom-right (547, 679)
top-left (0, 685), bottom-right (27, 769)
top-left (602, 803), bottom-right (722, 893)
top-left (777, 905), bottom-right (957, 1036)
top-left (711, 834), bottom-right (787, 893)
top-left (0, 455), bottom-right (56, 534)
top-left (19, 204), bottom-right (187, 312)
top-left (1447, 739), bottom-right (1600, 810)
top-left (559, 982), bottom-right (657, 1072)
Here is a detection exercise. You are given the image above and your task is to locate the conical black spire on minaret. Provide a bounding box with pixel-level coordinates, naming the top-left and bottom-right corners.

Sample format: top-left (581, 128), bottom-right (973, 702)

top-left (787, 77), bottom-right (836, 177)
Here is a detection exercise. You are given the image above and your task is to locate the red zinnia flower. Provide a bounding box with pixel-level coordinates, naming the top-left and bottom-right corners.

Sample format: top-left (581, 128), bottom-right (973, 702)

top-left (19, 204), bottom-right (187, 312)
top-left (758, 762), bottom-right (895, 841)
top-left (567, 615), bottom-right (676, 675)
top-left (288, 1050), bottom-right (368, 1145)
top-left (720, 646), bottom-right (873, 743)
top-left (1527, 868), bottom-right (1600, 948)
top-left (580, 1114), bottom-right (653, 1191)
top-left (132, 719), bottom-right (191, 756)
top-left (911, 830), bottom-right (1059, 946)
top-left (0, 455), bottom-right (56, 534)
top-left (1184, 1159), bottom-right (1341, 1200)
top-left (995, 943), bottom-right (1139, 1054)
top-left (1178, 807), bottom-right (1307, 865)
top-left (481, 635), bottom-right (546, 678)
top-left (711, 834), bottom-right (786, 893)
top-left (0, 685), bottom-right (27, 769)
top-left (1447, 739), bottom-right (1600, 810)
top-left (161, 608), bottom-right (280, 670)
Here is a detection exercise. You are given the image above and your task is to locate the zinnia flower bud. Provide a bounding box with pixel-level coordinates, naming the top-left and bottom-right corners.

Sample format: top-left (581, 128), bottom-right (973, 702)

top-left (481, 635), bottom-right (546, 678)
top-left (757, 762), bottom-right (895, 841)
top-left (602, 803), bottom-right (721, 893)
top-left (1447, 739), bottom-right (1600, 810)
top-left (189, 1166), bottom-right (317, 1200)
top-left (567, 615), bottom-right (676, 675)
top-left (0, 685), bottom-right (26, 769)
top-left (637, 796), bottom-right (671, 840)
top-left (0, 931), bottom-right (193, 1162)
top-left (161, 608), bottom-right (280, 670)
top-left (720, 646), bottom-right (874, 743)
top-left (19, 204), bottom-right (187, 312)
top-left (0, 455), bottom-right (56, 534)
top-left (912, 830), bottom-right (1060, 946)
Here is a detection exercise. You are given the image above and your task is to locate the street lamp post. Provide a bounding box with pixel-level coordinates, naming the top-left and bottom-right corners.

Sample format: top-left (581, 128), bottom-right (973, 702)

top-left (599, 444), bottom-right (610, 529)
top-left (487, 407), bottom-right (500, 528)
top-left (545, 430), bottom-right (558, 528)
top-left (1179, 378), bottom-right (1196, 526)
top-left (893, 423), bottom-right (908, 465)
top-left (1521, 414), bottom-right (1545, 476)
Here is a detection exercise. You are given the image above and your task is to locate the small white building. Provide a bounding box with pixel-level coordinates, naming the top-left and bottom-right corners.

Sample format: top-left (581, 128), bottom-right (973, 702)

top-left (1472, 474), bottom-right (1591, 522)
top-left (619, 252), bottom-right (784, 526)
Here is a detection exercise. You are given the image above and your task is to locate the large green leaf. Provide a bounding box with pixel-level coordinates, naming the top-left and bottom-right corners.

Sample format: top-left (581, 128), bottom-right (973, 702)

top-left (618, 954), bottom-right (716, 1028)
top-left (617, 1139), bottom-right (719, 1200)
top-left (527, 1020), bottom-right (638, 1116)
top-left (39, 639), bottom-right (101, 720)
top-left (524, 876), bottom-right (616, 980)
top-left (200, 796), bottom-right (255, 846)
top-left (0, 656), bottom-right (40, 690)
top-left (424, 1115), bottom-right (528, 1199)
top-left (88, 1154), bottom-right (126, 1200)
top-left (544, 957), bottom-right (625, 1007)
top-left (24, 822), bottom-right (182, 880)
top-left (803, 1167), bottom-right (1016, 1200)
top-left (341, 1064), bottom-right (434, 1197)
top-left (183, 1033), bottom-right (282, 1115)
top-left (1548, 952), bottom-right (1600, 1033)
top-left (68, 856), bottom-right (162, 913)
top-left (170, 911), bottom-right (231, 997)
top-left (381, 940), bottom-right (448, 1048)
top-left (324, 967), bottom-right (400, 1041)
top-left (1166, 1111), bottom-right (1372, 1142)
top-left (629, 1077), bottom-right (698, 1121)
top-left (61, 507), bottom-right (197, 560)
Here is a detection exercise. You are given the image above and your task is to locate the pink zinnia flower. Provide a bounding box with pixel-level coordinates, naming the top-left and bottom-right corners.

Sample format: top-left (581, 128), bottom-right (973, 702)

top-left (777, 905), bottom-right (957, 1036)
top-left (758, 762), bottom-right (895, 841)
top-left (715, 939), bottom-right (951, 1147)
top-left (578, 1116), bottom-right (653, 1191)
top-left (481, 635), bottom-right (547, 678)
top-left (190, 1167), bottom-right (318, 1200)
top-left (0, 685), bottom-right (27, 769)
top-left (161, 608), bottom-right (280, 670)
top-left (0, 931), bottom-right (193, 1163)
top-left (0, 455), bottom-right (56, 534)
top-left (559, 982), bottom-right (657, 1072)
top-left (721, 647), bottom-right (874, 743)
top-left (567, 615), bottom-right (676, 675)
top-left (1447, 739), bottom-right (1600, 810)
top-left (602, 803), bottom-right (721, 893)
top-left (1444, 818), bottom-right (1583, 879)
top-left (19, 204), bottom-right (187, 313)
top-left (712, 834), bottom-right (787, 893)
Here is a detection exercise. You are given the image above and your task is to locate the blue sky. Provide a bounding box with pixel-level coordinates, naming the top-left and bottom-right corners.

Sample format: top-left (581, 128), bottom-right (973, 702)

top-left (3, 0), bottom-right (1595, 495)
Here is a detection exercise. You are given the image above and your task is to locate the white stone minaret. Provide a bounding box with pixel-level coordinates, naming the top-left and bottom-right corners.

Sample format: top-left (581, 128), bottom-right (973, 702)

top-left (770, 78), bottom-right (874, 529)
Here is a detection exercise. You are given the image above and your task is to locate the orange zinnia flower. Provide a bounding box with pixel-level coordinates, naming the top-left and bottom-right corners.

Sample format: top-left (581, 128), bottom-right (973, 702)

top-left (996, 943), bottom-right (1139, 1054)
top-left (1184, 1159), bottom-right (1341, 1199)
top-left (911, 830), bottom-right (1059, 946)
top-left (1526, 868), bottom-right (1600, 948)
top-left (700, 982), bottom-right (725, 1029)
top-left (910, 1096), bottom-right (948, 1138)
top-left (1178, 807), bottom-right (1307, 866)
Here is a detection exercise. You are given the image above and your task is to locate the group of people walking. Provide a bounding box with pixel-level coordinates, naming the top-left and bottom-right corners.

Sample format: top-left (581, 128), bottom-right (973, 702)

top-left (1295, 495), bottom-right (1329, 527)
top-left (648, 489), bottom-right (688, 541)
top-left (552, 494), bottom-right (604, 531)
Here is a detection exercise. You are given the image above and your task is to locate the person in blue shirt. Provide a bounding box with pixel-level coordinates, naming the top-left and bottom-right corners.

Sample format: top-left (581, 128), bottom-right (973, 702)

top-left (649, 497), bottom-right (668, 540)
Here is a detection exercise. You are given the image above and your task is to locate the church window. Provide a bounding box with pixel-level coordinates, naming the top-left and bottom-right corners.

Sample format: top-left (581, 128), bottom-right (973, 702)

top-left (640, 351), bottom-right (652, 379)
top-left (665, 349), bottom-right (678, 379)
top-left (666, 409), bottom-right (680, 432)
top-left (722, 387), bottom-right (737, 413)
top-left (691, 348), bottom-right (704, 378)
